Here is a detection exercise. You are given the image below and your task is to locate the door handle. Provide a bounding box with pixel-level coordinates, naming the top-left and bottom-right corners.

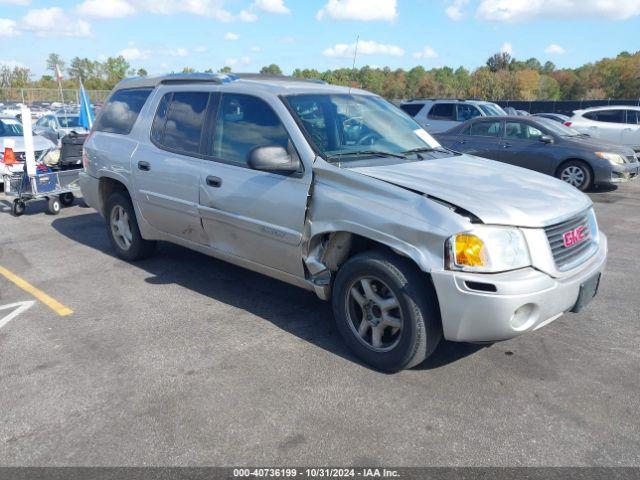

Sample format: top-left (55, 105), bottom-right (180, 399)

top-left (138, 161), bottom-right (150, 171)
top-left (206, 175), bottom-right (222, 188)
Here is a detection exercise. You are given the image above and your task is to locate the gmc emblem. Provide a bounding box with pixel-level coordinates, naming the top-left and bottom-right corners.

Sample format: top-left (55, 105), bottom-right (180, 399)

top-left (563, 226), bottom-right (587, 248)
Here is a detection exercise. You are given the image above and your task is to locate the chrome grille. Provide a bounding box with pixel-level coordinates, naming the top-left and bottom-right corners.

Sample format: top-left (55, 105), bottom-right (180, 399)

top-left (545, 212), bottom-right (594, 271)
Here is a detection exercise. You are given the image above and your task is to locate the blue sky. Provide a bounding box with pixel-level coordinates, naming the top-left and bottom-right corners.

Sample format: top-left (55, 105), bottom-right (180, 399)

top-left (1, 0), bottom-right (639, 77)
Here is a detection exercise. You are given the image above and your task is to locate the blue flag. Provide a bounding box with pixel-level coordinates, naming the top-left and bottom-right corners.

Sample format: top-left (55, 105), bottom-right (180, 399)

top-left (79, 82), bottom-right (94, 130)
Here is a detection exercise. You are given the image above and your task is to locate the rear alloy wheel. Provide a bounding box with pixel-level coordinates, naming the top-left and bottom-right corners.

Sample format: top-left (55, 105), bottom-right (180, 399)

top-left (558, 161), bottom-right (592, 191)
top-left (105, 192), bottom-right (156, 261)
top-left (332, 250), bottom-right (442, 372)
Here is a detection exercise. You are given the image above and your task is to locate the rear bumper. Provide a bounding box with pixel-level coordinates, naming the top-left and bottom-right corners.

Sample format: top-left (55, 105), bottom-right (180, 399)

top-left (431, 233), bottom-right (607, 343)
top-left (79, 171), bottom-right (101, 214)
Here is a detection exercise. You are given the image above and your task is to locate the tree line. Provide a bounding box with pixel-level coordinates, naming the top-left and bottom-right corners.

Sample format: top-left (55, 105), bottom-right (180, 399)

top-left (1, 50), bottom-right (638, 101)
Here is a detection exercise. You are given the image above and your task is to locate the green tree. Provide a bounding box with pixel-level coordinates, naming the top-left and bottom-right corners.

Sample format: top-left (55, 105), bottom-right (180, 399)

top-left (136, 68), bottom-right (148, 77)
top-left (46, 53), bottom-right (65, 75)
top-left (486, 52), bottom-right (511, 72)
top-left (260, 64), bottom-right (283, 75)
top-left (219, 66), bottom-right (232, 73)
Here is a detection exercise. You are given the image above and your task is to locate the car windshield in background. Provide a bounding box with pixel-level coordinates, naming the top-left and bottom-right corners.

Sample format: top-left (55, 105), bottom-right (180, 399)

top-left (0, 118), bottom-right (24, 136)
top-left (536, 117), bottom-right (581, 137)
top-left (58, 116), bottom-right (81, 128)
top-left (479, 104), bottom-right (507, 116)
top-left (284, 94), bottom-right (447, 162)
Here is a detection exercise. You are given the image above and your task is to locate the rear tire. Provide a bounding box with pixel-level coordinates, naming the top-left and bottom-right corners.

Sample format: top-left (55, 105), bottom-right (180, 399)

top-left (105, 192), bottom-right (157, 261)
top-left (557, 160), bottom-right (593, 191)
top-left (332, 250), bottom-right (442, 372)
top-left (47, 197), bottom-right (61, 215)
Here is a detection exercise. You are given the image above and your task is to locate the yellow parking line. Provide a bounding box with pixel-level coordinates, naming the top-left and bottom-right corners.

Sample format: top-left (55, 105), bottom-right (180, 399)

top-left (0, 266), bottom-right (73, 317)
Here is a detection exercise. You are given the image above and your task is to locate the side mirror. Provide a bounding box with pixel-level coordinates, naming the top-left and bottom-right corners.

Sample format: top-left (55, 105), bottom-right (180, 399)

top-left (540, 135), bottom-right (554, 144)
top-left (247, 146), bottom-right (300, 173)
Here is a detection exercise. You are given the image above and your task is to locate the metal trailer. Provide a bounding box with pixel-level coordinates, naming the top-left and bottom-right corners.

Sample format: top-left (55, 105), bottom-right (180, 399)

top-left (3, 152), bottom-right (82, 216)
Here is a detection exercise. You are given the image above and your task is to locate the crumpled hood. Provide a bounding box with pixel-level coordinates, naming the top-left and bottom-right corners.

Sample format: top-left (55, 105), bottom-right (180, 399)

top-left (349, 154), bottom-right (592, 228)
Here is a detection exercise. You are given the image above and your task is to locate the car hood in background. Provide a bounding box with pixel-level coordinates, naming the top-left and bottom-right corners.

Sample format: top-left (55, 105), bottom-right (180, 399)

top-left (562, 136), bottom-right (636, 156)
top-left (1, 134), bottom-right (56, 153)
top-left (349, 154), bottom-right (592, 228)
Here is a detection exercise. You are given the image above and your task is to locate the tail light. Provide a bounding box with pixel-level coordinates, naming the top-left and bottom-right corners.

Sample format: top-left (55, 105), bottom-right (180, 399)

top-left (564, 121), bottom-right (572, 127)
top-left (82, 131), bottom-right (94, 170)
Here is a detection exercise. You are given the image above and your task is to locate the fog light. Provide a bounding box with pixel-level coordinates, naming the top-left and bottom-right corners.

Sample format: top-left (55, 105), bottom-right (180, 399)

top-left (510, 304), bottom-right (538, 331)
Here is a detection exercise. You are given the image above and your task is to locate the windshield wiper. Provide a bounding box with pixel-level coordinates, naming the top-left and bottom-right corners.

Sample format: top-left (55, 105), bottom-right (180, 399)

top-left (403, 146), bottom-right (451, 155)
top-left (326, 150), bottom-right (407, 161)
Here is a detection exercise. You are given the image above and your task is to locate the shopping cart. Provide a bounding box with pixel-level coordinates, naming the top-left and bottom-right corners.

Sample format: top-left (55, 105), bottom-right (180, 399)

top-left (3, 150), bottom-right (82, 216)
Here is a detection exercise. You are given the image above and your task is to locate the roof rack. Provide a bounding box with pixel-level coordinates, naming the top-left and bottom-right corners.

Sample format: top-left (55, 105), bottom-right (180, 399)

top-left (233, 73), bottom-right (326, 84)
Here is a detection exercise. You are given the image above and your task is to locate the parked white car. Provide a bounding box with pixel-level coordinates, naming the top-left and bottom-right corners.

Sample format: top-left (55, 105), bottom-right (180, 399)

top-left (399, 99), bottom-right (507, 134)
top-left (0, 116), bottom-right (56, 186)
top-left (567, 106), bottom-right (640, 152)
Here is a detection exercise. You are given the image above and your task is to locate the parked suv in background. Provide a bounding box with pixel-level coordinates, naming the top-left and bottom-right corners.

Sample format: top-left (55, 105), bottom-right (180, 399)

top-left (399, 99), bottom-right (506, 133)
top-left (567, 106), bottom-right (640, 151)
top-left (80, 73), bottom-right (607, 372)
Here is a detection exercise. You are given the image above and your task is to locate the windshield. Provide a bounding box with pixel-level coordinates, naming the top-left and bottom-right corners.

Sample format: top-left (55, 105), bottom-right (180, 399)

top-left (479, 103), bottom-right (507, 116)
top-left (284, 93), bottom-right (445, 161)
top-left (0, 118), bottom-right (24, 136)
top-left (58, 116), bottom-right (81, 128)
top-left (536, 117), bottom-right (581, 136)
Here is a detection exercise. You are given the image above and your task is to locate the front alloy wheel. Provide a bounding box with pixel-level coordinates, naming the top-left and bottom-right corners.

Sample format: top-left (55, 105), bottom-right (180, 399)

top-left (346, 276), bottom-right (403, 352)
top-left (558, 161), bottom-right (592, 191)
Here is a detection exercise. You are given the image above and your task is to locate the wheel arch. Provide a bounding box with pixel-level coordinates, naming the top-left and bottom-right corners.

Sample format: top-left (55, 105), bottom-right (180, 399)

top-left (98, 174), bottom-right (132, 217)
top-left (555, 158), bottom-right (594, 178)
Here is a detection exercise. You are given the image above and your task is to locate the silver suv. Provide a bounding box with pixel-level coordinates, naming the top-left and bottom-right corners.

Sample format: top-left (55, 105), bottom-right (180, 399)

top-left (80, 74), bottom-right (607, 372)
top-left (400, 99), bottom-right (507, 134)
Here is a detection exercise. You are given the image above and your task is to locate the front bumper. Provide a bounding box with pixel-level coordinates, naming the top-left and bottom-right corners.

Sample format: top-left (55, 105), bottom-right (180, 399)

top-left (609, 163), bottom-right (639, 183)
top-left (431, 233), bottom-right (608, 343)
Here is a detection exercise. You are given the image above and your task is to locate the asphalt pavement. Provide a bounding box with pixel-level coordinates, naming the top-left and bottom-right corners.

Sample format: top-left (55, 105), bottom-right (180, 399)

top-left (0, 180), bottom-right (638, 466)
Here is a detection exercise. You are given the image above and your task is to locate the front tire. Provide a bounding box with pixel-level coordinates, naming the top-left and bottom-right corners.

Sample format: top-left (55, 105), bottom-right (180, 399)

top-left (332, 251), bottom-right (442, 372)
top-left (558, 160), bottom-right (593, 191)
top-left (12, 199), bottom-right (25, 217)
top-left (105, 192), bottom-right (157, 261)
top-left (60, 192), bottom-right (74, 206)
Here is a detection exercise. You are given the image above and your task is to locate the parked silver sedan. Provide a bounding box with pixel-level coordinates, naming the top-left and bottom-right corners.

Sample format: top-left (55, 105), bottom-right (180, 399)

top-left (34, 113), bottom-right (88, 144)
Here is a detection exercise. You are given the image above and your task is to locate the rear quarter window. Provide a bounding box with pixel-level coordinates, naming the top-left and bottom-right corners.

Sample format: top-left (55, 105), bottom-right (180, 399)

top-left (428, 103), bottom-right (455, 121)
top-left (94, 88), bottom-right (153, 135)
top-left (400, 104), bottom-right (424, 117)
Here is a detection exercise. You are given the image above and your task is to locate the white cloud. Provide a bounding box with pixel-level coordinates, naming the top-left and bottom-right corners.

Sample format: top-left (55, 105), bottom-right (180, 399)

top-left (119, 46), bottom-right (150, 60)
top-left (323, 40), bottom-right (404, 58)
top-left (412, 45), bottom-right (438, 59)
top-left (0, 59), bottom-right (26, 68)
top-left (252, 0), bottom-right (290, 14)
top-left (0, 0), bottom-right (30, 5)
top-left (130, 0), bottom-right (234, 21)
top-left (224, 32), bottom-right (239, 40)
top-left (224, 56), bottom-right (251, 68)
top-left (77, 0), bottom-right (135, 18)
top-left (194, 45), bottom-right (208, 53)
top-left (22, 7), bottom-right (91, 37)
top-left (237, 9), bottom-right (258, 21)
top-left (168, 47), bottom-right (189, 57)
top-left (500, 42), bottom-right (513, 55)
top-left (317, 0), bottom-right (397, 21)
top-left (477, 0), bottom-right (640, 22)
top-left (0, 18), bottom-right (19, 37)
top-left (445, 0), bottom-right (469, 21)
top-left (545, 43), bottom-right (565, 54)
top-left (250, 46), bottom-right (262, 52)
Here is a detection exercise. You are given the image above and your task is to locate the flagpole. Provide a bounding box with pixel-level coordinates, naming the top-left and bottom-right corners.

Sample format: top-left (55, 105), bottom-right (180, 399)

top-left (79, 79), bottom-right (93, 129)
top-left (55, 64), bottom-right (68, 118)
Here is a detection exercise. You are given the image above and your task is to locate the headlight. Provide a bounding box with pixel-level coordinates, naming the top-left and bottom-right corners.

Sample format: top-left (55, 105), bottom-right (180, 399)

top-left (446, 226), bottom-right (531, 273)
top-left (595, 152), bottom-right (625, 165)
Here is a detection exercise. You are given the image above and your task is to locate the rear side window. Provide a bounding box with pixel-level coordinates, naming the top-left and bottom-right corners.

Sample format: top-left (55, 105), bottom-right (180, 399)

top-left (94, 88), bottom-right (152, 135)
top-left (153, 91), bottom-right (210, 156)
top-left (400, 104), bottom-right (424, 117)
top-left (428, 103), bottom-right (455, 121)
top-left (210, 93), bottom-right (291, 166)
top-left (464, 120), bottom-right (501, 137)
top-left (586, 109), bottom-right (625, 124)
top-left (626, 110), bottom-right (640, 125)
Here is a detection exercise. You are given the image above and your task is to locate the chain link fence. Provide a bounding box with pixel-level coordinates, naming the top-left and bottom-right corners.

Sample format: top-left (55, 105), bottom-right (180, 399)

top-left (0, 87), bottom-right (111, 105)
